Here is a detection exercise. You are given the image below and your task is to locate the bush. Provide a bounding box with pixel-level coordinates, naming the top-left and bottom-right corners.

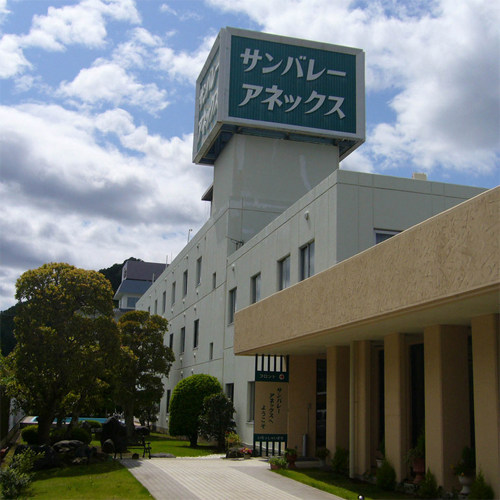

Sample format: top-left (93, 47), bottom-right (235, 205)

top-left (198, 392), bottom-right (236, 451)
top-left (69, 426), bottom-right (91, 444)
top-left (331, 446), bottom-right (349, 475)
top-left (49, 428), bottom-right (67, 445)
top-left (418, 468), bottom-right (439, 499)
top-left (268, 456), bottom-right (287, 468)
top-left (82, 420), bottom-right (102, 430)
top-left (0, 448), bottom-right (43, 499)
top-left (169, 374), bottom-right (222, 447)
top-left (376, 459), bottom-right (396, 491)
top-left (20, 426), bottom-right (38, 445)
top-left (469, 470), bottom-right (495, 500)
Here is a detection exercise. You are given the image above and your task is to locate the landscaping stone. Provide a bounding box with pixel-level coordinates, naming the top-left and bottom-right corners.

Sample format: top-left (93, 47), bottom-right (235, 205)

top-left (150, 453), bottom-right (175, 458)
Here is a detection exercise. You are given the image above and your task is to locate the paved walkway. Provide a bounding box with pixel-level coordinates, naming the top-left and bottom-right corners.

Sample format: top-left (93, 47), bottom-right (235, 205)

top-left (123, 456), bottom-right (343, 500)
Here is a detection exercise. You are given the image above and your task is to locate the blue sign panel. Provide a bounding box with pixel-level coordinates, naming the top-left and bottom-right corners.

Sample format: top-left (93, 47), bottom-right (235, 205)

top-left (229, 35), bottom-right (356, 134)
top-left (193, 28), bottom-right (365, 165)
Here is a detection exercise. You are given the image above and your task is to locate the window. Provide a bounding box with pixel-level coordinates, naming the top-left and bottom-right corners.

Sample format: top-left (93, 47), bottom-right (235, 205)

top-left (375, 229), bottom-right (400, 244)
top-left (226, 383), bottom-right (234, 401)
top-left (166, 389), bottom-right (171, 413)
top-left (209, 342), bottom-right (214, 360)
top-left (126, 297), bottom-right (138, 308)
top-left (169, 333), bottom-right (174, 350)
top-left (193, 319), bottom-right (199, 349)
top-left (196, 257), bottom-right (202, 285)
top-left (278, 255), bottom-right (290, 291)
top-left (180, 327), bottom-right (185, 353)
top-left (183, 270), bottom-right (188, 297)
top-left (228, 287), bottom-right (237, 324)
top-left (300, 240), bottom-right (315, 281)
top-left (212, 272), bottom-right (217, 290)
top-left (154, 299), bottom-right (158, 315)
top-left (251, 273), bottom-right (261, 303)
top-left (171, 281), bottom-right (176, 306)
top-left (247, 382), bottom-right (255, 421)
top-left (162, 291), bottom-right (166, 313)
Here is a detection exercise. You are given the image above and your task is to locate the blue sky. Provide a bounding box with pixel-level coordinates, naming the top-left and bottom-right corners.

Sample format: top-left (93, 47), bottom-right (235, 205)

top-left (0, 0), bottom-right (499, 310)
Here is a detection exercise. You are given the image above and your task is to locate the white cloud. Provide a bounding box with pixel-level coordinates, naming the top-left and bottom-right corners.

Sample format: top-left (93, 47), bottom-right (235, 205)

top-left (0, 34), bottom-right (31, 78)
top-left (156, 34), bottom-right (217, 83)
top-left (58, 61), bottom-right (169, 113)
top-left (0, 0), bottom-right (141, 78)
top-left (207, 0), bottom-right (500, 176)
top-left (0, 101), bottom-right (212, 308)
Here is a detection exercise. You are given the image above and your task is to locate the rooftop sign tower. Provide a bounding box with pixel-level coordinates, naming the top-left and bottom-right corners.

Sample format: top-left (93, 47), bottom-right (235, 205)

top-left (193, 27), bottom-right (365, 165)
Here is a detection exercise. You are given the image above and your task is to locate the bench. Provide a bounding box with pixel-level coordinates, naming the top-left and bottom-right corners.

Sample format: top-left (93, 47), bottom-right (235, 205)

top-left (114, 434), bottom-right (151, 459)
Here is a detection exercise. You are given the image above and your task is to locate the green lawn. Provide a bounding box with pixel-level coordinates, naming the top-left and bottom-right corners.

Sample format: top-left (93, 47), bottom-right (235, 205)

top-left (2, 432), bottom-right (218, 499)
top-left (88, 433), bottom-right (219, 458)
top-left (274, 469), bottom-right (415, 500)
top-left (30, 461), bottom-right (152, 500)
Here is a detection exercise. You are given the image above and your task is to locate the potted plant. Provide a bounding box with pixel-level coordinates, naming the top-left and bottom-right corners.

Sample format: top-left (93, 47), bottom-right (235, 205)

top-left (239, 447), bottom-right (253, 459)
top-left (315, 447), bottom-right (330, 467)
top-left (376, 438), bottom-right (385, 468)
top-left (285, 447), bottom-right (298, 469)
top-left (405, 432), bottom-right (425, 484)
top-left (268, 455), bottom-right (287, 470)
top-left (451, 446), bottom-right (476, 494)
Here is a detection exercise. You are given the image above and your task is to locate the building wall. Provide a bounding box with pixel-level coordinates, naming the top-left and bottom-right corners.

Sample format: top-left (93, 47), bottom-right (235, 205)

top-left (137, 135), bottom-right (486, 447)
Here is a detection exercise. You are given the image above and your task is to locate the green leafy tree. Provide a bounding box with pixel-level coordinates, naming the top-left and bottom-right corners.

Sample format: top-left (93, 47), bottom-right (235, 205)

top-left (169, 374), bottom-right (222, 447)
top-left (116, 310), bottom-right (174, 437)
top-left (2, 263), bottom-right (120, 445)
top-left (198, 392), bottom-right (236, 451)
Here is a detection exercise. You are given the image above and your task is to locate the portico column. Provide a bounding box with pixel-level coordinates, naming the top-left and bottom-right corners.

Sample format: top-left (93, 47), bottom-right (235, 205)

top-left (326, 346), bottom-right (350, 452)
top-left (471, 314), bottom-right (500, 498)
top-left (424, 324), bottom-right (470, 492)
top-left (384, 333), bottom-right (409, 482)
top-left (354, 340), bottom-right (371, 476)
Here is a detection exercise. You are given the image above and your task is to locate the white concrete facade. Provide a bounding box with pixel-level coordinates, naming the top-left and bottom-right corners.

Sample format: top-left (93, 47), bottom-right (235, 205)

top-left (136, 134), bottom-right (484, 446)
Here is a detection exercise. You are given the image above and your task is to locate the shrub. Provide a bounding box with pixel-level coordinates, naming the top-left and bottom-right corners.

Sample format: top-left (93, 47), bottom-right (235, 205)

top-left (0, 448), bottom-right (43, 499)
top-left (169, 374), bottom-right (222, 447)
top-left (50, 428), bottom-right (67, 445)
top-left (315, 447), bottom-right (330, 460)
top-left (198, 392), bottom-right (236, 451)
top-left (268, 456), bottom-right (287, 468)
top-left (331, 446), bottom-right (349, 475)
top-left (418, 468), bottom-right (439, 499)
top-left (69, 426), bottom-right (91, 444)
top-left (225, 432), bottom-right (241, 449)
top-left (82, 420), bottom-right (102, 430)
top-left (376, 459), bottom-right (396, 491)
top-left (20, 426), bottom-right (38, 445)
top-left (469, 470), bottom-right (494, 500)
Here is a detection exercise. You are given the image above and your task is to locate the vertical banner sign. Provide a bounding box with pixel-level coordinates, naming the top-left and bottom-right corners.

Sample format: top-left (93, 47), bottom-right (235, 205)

top-left (254, 356), bottom-right (289, 447)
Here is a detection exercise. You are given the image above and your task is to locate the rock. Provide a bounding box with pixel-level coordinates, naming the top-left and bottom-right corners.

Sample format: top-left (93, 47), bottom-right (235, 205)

top-left (150, 453), bottom-right (175, 458)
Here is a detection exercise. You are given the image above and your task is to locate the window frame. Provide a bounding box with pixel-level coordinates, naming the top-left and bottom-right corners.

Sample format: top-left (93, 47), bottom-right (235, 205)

top-left (193, 319), bottom-right (199, 349)
top-left (278, 255), bottom-right (291, 291)
top-left (300, 240), bottom-right (315, 281)
top-left (251, 272), bottom-right (261, 304)
top-left (228, 287), bottom-right (237, 325)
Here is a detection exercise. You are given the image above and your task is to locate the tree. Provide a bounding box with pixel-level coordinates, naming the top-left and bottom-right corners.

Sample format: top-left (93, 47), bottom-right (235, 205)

top-left (116, 310), bottom-right (174, 437)
top-left (198, 392), bottom-right (236, 451)
top-left (2, 263), bottom-right (120, 445)
top-left (169, 374), bottom-right (222, 447)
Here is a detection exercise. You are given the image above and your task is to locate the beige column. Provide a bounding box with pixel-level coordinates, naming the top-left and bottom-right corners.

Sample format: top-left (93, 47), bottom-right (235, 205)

top-left (288, 355), bottom-right (318, 456)
top-left (384, 332), bottom-right (409, 482)
top-left (326, 346), bottom-right (350, 453)
top-left (471, 314), bottom-right (500, 498)
top-left (424, 324), bottom-right (470, 491)
top-left (354, 340), bottom-right (371, 476)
